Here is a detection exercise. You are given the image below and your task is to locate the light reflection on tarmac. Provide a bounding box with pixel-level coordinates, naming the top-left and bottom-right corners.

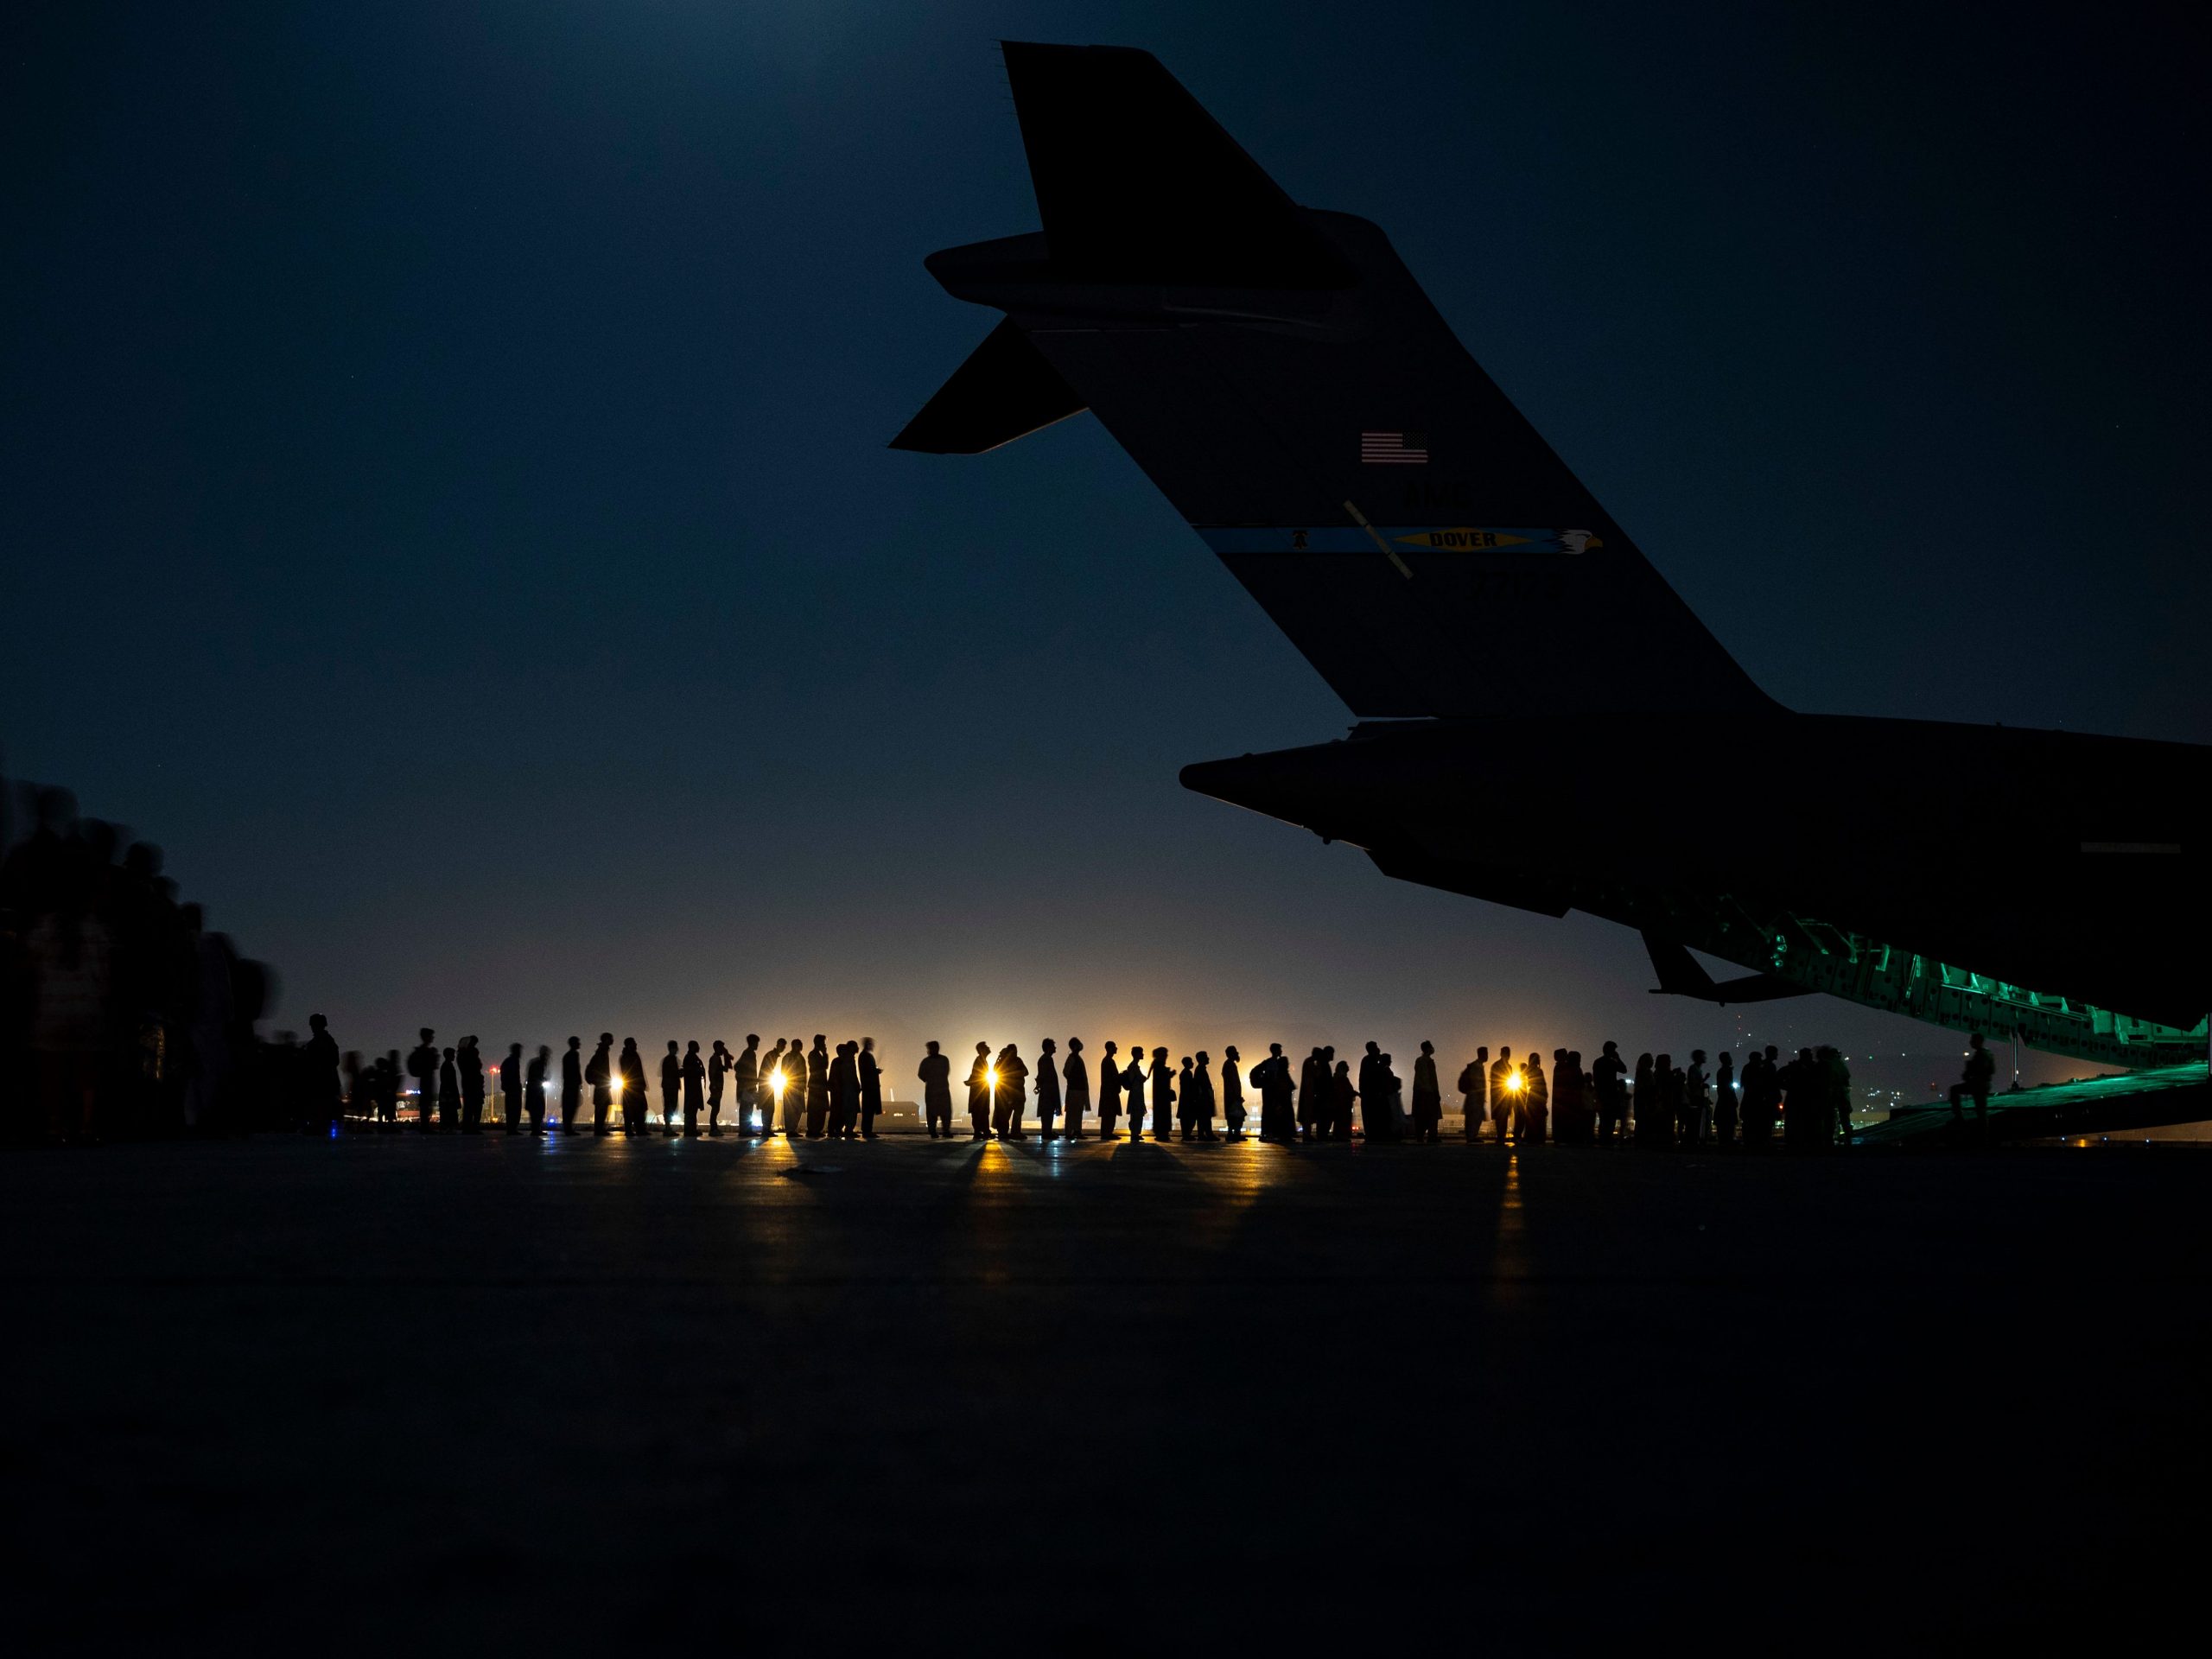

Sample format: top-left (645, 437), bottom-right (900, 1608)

top-left (1, 1135), bottom-right (2206, 1648)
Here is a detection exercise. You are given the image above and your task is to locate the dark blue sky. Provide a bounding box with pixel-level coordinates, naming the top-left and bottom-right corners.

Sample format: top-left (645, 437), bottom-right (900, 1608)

top-left (6, 3), bottom-right (2205, 1077)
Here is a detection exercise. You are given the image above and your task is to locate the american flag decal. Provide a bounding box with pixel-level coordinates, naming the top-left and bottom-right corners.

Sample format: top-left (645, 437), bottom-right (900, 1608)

top-left (1360, 430), bottom-right (1428, 465)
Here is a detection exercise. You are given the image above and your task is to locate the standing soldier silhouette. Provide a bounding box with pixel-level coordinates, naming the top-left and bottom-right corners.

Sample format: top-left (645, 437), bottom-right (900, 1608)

top-left (1034, 1038), bottom-right (1061, 1139)
top-left (1950, 1032), bottom-right (1995, 1142)
top-left (501, 1043), bottom-right (524, 1132)
top-left (1062, 1038), bottom-right (1090, 1141)
top-left (918, 1041), bottom-right (953, 1138)
top-left (1096, 1040), bottom-right (1122, 1140)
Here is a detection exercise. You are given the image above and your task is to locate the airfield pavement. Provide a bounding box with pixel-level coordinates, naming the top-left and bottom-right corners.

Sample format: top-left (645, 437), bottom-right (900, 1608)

top-left (3, 1130), bottom-right (2207, 1650)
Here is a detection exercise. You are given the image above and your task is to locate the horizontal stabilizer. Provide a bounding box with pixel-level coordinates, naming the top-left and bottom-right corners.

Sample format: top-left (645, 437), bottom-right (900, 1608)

top-left (1001, 41), bottom-right (1348, 286)
top-left (1643, 931), bottom-right (1808, 1006)
top-left (888, 318), bottom-right (1087, 454)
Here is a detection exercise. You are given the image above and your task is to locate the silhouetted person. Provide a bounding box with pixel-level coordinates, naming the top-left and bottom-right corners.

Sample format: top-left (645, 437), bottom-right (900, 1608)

top-left (1950, 1032), bottom-right (1994, 1141)
top-left (618, 1038), bottom-right (647, 1135)
top-left (1684, 1050), bottom-right (1710, 1147)
top-left (379, 1052), bottom-right (402, 1128)
top-left (1489, 1046), bottom-right (1516, 1144)
top-left (527, 1044), bottom-right (550, 1131)
top-left (1357, 1043), bottom-right (1382, 1139)
top-left (1744, 1046), bottom-right (1781, 1147)
top-left (438, 1046), bottom-right (461, 1130)
top-left (303, 1014), bottom-right (340, 1133)
top-left (859, 1037), bottom-right (883, 1138)
top-left (966, 1042), bottom-right (992, 1139)
top-left (1522, 1052), bottom-right (1548, 1144)
top-left (556, 1036), bottom-right (581, 1130)
top-left (997, 1044), bottom-right (1028, 1140)
top-left (1122, 1049), bottom-right (1146, 1137)
top-left (1593, 1041), bottom-right (1626, 1141)
top-left (501, 1042), bottom-right (524, 1132)
top-left (1332, 1059), bottom-right (1356, 1136)
top-left (918, 1041), bottom-right (953, 1137)
top-left (1176, 1055), bottom-right (1196, 1139)
top-left (1412, 1041), bottom-right (1442, 1142)
top-left (682, 1039), bottom-right (706, 1134)
top-left (829, 1040), bottom-right (858, 1139)
top-left (760, 1039), bottom-right (789, 1135)
top-left (1780, 1046), bottom-right (1818, 1149)
top-left (1190, 1052), bottom-right (1217, 1139)
top-left (805, 1036), bottom-right (830, 1139)
top-left (1063, 1038), bottom-right (1089, 1141)
top-left (1297, 1047), bottom-right (1325, 1141)
top-left (1255, 1044), bottom-right (1294, 1141)
top-left (734, 1034), bottom-right (761, 1135)
top-left (587, 1035), bottom-right (613, 1132)
top-left (708, 1039), bottom-right (732, 1134)
top-left (1713, 1050), bottom-right (1736, 1146)
top-left (1034, 1038), bottom-right (1061, 1140)
top-left (1096, 1040), bottom-right (1122, 1139)
top-left (659, 1040), bottom-right (681, 1134)
top-left (409, 1030), bottom-right (439, 1132)
top-left (458, 1037), bottom-right (485, 1133)
top-left (1458, 1046), bottom-right (1488, 1142)
top-left (1221, 1046), bottom-right (1244, 1139)
top-left (1820, 1045), bottom-right (1853, 1147)
top-left (1146, 1047), bottom-right (1173, 1141)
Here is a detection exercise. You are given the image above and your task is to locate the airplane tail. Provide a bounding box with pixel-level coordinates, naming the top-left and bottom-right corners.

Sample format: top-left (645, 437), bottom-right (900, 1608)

top-left (894, 42), bottom-right (1774, 721)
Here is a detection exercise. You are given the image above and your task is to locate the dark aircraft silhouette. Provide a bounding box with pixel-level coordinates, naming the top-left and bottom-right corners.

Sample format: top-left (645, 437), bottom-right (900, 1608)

top-left (894, 42), bottom-right (2209, 1070)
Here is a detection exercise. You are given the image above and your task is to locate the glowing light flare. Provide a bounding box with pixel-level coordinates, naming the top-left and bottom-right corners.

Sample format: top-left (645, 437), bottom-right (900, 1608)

top-left (1506, 1072), bottom-right (1524, 1094)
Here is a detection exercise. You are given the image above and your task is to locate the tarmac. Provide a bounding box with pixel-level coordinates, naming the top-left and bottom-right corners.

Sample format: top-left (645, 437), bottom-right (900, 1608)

top-left (3, 1129), bottom-right (2207, 1650)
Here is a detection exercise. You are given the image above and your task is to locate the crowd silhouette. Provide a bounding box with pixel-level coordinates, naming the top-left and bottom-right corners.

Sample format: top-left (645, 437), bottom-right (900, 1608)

top-left (6, 775), bottom-right (1904, 1153)
top-left (284, 1028), bottom-right (1870, 1150)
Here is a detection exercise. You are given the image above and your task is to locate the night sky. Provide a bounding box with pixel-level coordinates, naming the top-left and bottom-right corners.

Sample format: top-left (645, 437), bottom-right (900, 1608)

top-left (6, 3), bottom-right (2206, 1084)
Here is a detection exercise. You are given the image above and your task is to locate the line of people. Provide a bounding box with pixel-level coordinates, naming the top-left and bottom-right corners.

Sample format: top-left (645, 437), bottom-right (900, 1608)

top-left (327, 1029), bottom-right (1862, 1149)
